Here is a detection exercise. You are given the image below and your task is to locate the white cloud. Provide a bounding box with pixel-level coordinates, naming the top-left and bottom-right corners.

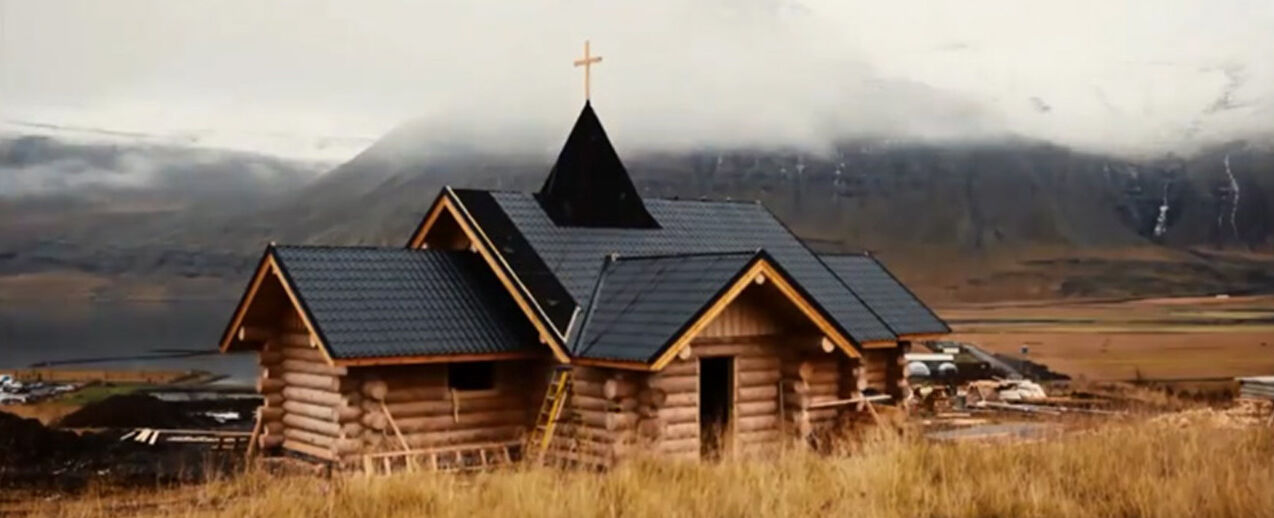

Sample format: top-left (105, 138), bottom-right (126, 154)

top-left (1, 0), bottom-right (1271, 160)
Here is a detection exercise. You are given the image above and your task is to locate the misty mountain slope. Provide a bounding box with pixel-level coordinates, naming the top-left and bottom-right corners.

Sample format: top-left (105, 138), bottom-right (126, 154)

top-left (246, 134), bottom-right (1274, 301)
top-left (2, 129), bottom-right (1272, 302)
top-left (0, 135), bottom-right (321, 289)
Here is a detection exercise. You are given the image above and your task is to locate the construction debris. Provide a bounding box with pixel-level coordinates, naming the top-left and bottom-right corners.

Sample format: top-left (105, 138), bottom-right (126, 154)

top-left (1237, 376), bottom-right (1274, 400)
top-left (965, 379), bottom-right (1048, 404)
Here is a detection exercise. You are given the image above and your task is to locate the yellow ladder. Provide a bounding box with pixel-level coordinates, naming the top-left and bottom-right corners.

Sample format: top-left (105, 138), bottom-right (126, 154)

top-left (527, 366), bottom-right (573, 463)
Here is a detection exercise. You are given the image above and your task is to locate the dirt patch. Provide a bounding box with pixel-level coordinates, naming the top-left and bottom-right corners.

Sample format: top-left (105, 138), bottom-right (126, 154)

top-left (0, 411), bottom-right (237, 490)
top-left (54, 393), bottom-right (257, 429)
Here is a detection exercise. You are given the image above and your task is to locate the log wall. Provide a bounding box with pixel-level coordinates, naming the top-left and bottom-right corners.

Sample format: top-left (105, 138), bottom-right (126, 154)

top-left (550, 366), bottom-right (641, 467)
top-left (356, 360), bottom-right (544, 456)
top-left (254, 310), bottom-right (363, 462)
top-left (251, 307), bottom-right (548, 463)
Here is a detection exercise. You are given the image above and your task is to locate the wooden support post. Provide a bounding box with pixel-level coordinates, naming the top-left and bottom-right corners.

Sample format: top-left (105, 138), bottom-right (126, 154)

top-left (380, 401), bottom-right (410, 453)
top-left (244, 408), bottom-right (264, 462)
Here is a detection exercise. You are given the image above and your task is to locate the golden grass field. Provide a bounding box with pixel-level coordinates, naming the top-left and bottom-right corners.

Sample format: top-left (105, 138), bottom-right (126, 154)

top-left (942, 295), bottom-right (1274, 380)
top-left (5, 415), bottom-right (1271, 518)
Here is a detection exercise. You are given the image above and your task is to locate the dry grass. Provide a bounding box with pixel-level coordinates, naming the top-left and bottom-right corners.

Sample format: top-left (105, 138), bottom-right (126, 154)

top-left (11, 418), bottom-right (1273, 518)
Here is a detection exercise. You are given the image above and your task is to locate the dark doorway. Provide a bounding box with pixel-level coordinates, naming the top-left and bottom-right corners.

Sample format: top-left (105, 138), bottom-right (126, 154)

top-left (699, 356), bottom-right (734, 460)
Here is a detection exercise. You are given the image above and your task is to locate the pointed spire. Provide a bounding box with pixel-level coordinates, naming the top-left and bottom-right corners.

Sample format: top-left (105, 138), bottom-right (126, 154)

top-left (536, 102), bottom-right (659, 229)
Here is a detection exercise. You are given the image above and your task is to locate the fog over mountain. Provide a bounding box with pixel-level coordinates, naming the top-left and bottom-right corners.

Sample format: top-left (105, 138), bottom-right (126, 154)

top-left (1, 1), bottom-right (1272, 307)
top-left (2, 0), bottom-right (1273, 161)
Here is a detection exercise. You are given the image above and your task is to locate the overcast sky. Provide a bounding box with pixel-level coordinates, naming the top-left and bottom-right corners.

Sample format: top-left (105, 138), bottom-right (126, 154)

top-left (1, 0), bottom-right (1271, 161)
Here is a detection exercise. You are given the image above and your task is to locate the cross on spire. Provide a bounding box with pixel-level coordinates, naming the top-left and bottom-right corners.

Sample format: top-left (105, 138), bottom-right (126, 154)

top-left (573, 40), bottom-right (603, 100)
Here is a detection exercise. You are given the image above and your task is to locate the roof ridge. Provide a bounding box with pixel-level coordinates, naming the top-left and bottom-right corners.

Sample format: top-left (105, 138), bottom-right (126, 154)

top-left (272, 244), bottom-right (404, 251)
top-left (610, 249), bottom-right (760, 262)
top-left (819, 252), bottom-right (874, 258)
top-left (642, 196), bottom-right (762, 205)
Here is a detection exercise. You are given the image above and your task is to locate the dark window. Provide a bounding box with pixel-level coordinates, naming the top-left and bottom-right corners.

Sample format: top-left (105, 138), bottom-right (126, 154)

top-left (447, 362), bottom-right (495, 391)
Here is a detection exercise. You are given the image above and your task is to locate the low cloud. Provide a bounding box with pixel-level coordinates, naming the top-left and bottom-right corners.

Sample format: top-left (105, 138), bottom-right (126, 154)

top-left (1, 0), bottom-right (1271, 160)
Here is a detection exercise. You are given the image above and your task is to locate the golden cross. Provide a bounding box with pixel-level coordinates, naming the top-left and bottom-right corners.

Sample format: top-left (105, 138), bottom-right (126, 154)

top-left (573, 40), bottom-right (603, 100)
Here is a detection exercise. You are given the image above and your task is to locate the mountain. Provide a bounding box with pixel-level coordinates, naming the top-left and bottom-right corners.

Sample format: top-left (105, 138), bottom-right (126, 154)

top-left (2, 128), bottom-right (1273, 304)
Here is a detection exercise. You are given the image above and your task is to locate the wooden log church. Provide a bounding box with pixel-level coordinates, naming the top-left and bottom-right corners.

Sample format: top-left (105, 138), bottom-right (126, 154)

top-left (218, 95), bottom-right (948, 469)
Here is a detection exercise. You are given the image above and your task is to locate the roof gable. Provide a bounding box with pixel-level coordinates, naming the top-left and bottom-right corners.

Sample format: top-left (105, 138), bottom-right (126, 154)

top-left (220, 245), bottom-right (542, 365)
top-left (535, 102), bottom-right (658, 229)
top-left (820, 254), bottom-right (949, 336)
top-left (571, 251), bottom-right (860, 367)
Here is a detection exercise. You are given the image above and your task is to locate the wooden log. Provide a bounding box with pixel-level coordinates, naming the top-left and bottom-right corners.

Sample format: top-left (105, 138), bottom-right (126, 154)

top-left (283, 413), bottom-right (347, 437)
top-left (239, 325), bottom-right (275, 342)
top-left (366, 396), bottom-right (521, 418)
top-left (362, 380), bottom-right (389, 401)
top-left (283, 439), bottom-right (335, 461)
top-left (282, 386), bottom-right (349, 407)
top-left (277, 332), bottom-right (316, 348)
top-left (577, 409), bottom-right (637, 431)
top-left (664, 392), bottom-right (697, 408)
top-left (739, 385), bottom-right (778, 400)
top-left (281, 345), bottom-right (326, 362)
top-left (263, 393), bottom-right (283, 406)
top-left (783, 361), bottom-right (815, 382)
top-left (659, 361), bottom-right (698, 377)
top-left (259, 434), bottom-right (284, 449)
top-left (808, 408), bottom-right (839, 422)
top-left (259, 406), bottom-right (284, 421)
top-left (736, 400), bottom-right (777, 417)
top-left (573, 394), bottom-right (638, 412)
top-left (333, 438), bottom-right (362, 455)
top-left (637, 418), bottom-right (663, 439)
top-left (259, 351), bottom-right (284, 366)
top-left (604, 378), bottom-right (638, 401)
top-left (398, 426), bottom-right (523, 449)
top-left (281, 359), bottom-right (347, 377)
top-left (737, 370), bottom-right (781, 387)
top-left (637, 388), bottom-right (668, 407)
top-left (284, 400), bottom-right (361, 422)
top-left (736, 429), bottom-right (782, 444)
top-left (284, 427), bottom-right (337, 447)
top-left (659, 406), bottom-right (698, 424)
top-left (361, 411), bottom-right (388, 431)
top-left (736, 356), bottom-right (780, 372)
top-left (659, 437), bottom-right (699, 455)
top-left (736, 415), bottom-right (780, 433)
top-left (664, 422), bottom-right (698, 440)
top-left (784, 380), bottom-right (810, 396)
top-left (257, 377), bottom-right (285, 394)
top-left (282, 372), bottom-right (346, 392)
top-left (637, 404), bottom-right (659, 419)
top-left (382, 387), bottom-right (450, 403)
top-left (647, 375), bottom-right (696, 393)
top-left (569, 426), bottom-right (623, 444)
top-left (808, 382), bottom-right (838, 397)
top-left (689, 343), bottom-right (772, 357)
top-left (391, 410), bottom-right (526, 434)
top-left (806, 368), bottom-right (839, 385)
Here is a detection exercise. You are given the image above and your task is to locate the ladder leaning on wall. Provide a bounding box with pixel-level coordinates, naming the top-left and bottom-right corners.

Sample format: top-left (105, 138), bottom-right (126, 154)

top-left (526, 365), bottom-right (573, 463)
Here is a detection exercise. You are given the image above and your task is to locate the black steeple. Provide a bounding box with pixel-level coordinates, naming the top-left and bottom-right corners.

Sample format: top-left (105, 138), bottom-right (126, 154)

top-left (536, 101), bottom-right (659, 229)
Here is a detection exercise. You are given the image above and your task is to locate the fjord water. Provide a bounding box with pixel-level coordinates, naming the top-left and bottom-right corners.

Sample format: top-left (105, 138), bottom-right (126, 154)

top-left (0, 300), bottom-right (256, 383)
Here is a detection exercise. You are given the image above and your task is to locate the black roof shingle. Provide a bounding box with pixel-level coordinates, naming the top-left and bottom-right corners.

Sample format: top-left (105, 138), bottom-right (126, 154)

top-left (819, 254), bottom-right (949, 336)
top-left (270, 245), bottom-right (539, 360)
top-left (460, 190), bottom-right (897, 346)
top-left (571, 251), bottom-right (758, 362)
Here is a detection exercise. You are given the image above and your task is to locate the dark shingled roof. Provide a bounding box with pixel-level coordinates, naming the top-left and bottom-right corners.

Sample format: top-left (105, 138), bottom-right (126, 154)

top-left (271, 245), bottom-right (539, 359)
top-left (819, 254), bottom-right (949, 336)
top-left (571, 251), bottom-right (758, 362)
top-left (468, 191), bottom-right (897, 345)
